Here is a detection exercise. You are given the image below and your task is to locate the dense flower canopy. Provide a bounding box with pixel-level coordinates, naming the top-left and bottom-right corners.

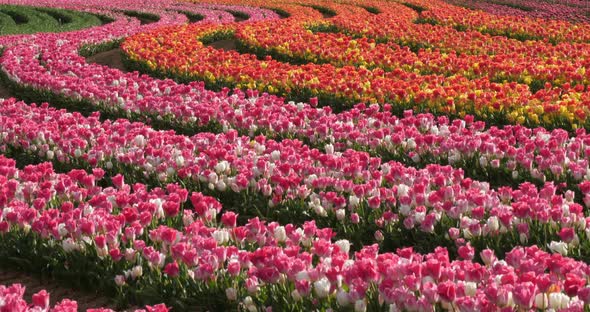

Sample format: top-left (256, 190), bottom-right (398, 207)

top-left (1, 0), bottom-right (590, 311)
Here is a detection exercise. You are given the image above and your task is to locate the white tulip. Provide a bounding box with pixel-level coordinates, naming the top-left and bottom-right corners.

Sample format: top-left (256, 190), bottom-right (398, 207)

top-left (325, 144), bottom-right (334, 155)
top-left (349, 195), bottom-right (360, 208)
top-left (314, 277), bottom-right (331, 298)
top-left (131, 265), bottom-right (143, 279)
top-left (464, 282), bottom-right (477, 297)
top-left (335, 239), bottom-right (350, 254)
top-left (355, 300), bottom-right (367, 312)
top-left (271, 150), bottom-right (281, 161)
top-left (535, 293), bottom-right (548, 309)
top-left (548, 241), bottom-right (568, 256)
top-left (336, 209), bottom-right (346, 221)
top-left (336, 290), bottom-right (349, 306)
top-left (114, 275), bottom-right (126, 286)
top-left (291, 289), bottom-right (302, 301)
top-left (274, 226), bottom-right (287, 243)
top-left (226, 287), bottom-right (237, 301)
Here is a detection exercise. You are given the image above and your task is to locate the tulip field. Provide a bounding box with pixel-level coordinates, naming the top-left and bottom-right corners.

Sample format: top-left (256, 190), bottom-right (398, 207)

top-left (3, 0), bottom-right (590, 311)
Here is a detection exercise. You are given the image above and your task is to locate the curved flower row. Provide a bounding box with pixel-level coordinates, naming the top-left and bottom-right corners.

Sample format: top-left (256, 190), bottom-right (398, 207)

top-left (415, 0), bottom-right (590, 43)
top-left (445, 0), bottom-right (590, 23)
top-left (162, 3), bottom-right (236, 24)
top-left (124, 21), bottom-right (590, 129)
top-left (128, 23), bottom-right (573, 124)
top-left (1, 0), bottom-right (590, 309)
top-left (324, 0), bottom-right (590, 64)
top-left (2, 155), bottom-right (590, 310)
top-left (3, 98), bottom-right (590, 261)
top-left (183, 3), bottom-right (281, 21)
top-left (195, 0), bottom-right (590, 62)
top-left (235, 16), bottom-right (590, 94)
top-left (0, 0), bottom-right (281, 46)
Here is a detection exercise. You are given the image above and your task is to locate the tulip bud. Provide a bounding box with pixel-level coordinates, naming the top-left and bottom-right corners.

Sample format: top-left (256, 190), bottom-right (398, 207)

top-left (336, 290), bottom-right (349, 306)
top-left (225, 257), bottom-right (240, 275)
top-left (325, 144), bottom-right (334, 155)
top-left (480, 249), bottom-right (496, 266)
top-left (548, 241), bottom-right (568, 256)
top-left (131, 265), bottom-right (143, 279)
top-left (534, 293), bottom-right (548, 309)
top-left (351, 213), bottom-right (360, 224)
top-left (58, 223), bottom-right (68, 237)
top-left (335, 239), bottom-right (350, 254)
top-left (176, 155), bottom-right (185, 167)
top-left (246, 277), bottom-right (259, 294)
top-left (271, 150), bottom-right (280, 161)
top-left (491, 159), bottom-right (500, 168)
top-left (349, 195), bottom-right (360, 208)
top-left (354, 300), bottom-right (367, 312)
top-left (448, 227), bottom-right (460, 240)
top-left (314, 277), bottom-right (331, 298)
top-left (548, 292), bottom-right (563, 309)
top-left (291, 290), bottom-right (302, 301)
top-left (519, 233), bottom-right (528, 244)
top-left (374, 230), bottom-right (384, 242)
top-left (310, 97), bottom-right (318, 107)
top-left (32, 290), bottom-right (49, 310)
top-left (314, 204), bottom-right (327, 216)
top-left (479, 156), bottom-right (488, 167)
top-left (216, 180), bottom-right (227, 191)
top-left (134, 134), bottom-right (146, 147)
top-left (115, 275), bottom-right (126, 286)
top-left (213, 230), bottom-right (229, 245)
top-left (487, 216), bottom-right (499, 232)
top-left (274, 226), bottom-right (287, 243)
top-left (559, 227), bottom-right (575, 244)
top-left (62, 238), bottom-right (78, 252)
top-left (336, 209), bottom-right (346, 221)
top-left (125, 248), bottom-right (136, 262)
top-left (226, 287), bottom-right (238, 301)
top-left (464, 282), bottom-right (477, 297)
top-left (215, 161), bottom-right (228, 174)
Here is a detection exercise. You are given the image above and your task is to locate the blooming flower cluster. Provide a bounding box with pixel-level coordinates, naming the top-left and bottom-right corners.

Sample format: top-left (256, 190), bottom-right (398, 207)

top-left (122, 0), bottom-right (590, 129)
top-left (3, 98), bottom-right (590, 262)
top-left (416, 0), bottom-right (590, 43)
top-left (4, 15), bottom-right (590, 197)
top-left (1, 0), bottom-right (590, 310)
top-left (236, 14), bottom-right (590, 96)
top-left (2, 152), bottom-right (590, 310)
top-left (446, 0), bottom-right (590, 23)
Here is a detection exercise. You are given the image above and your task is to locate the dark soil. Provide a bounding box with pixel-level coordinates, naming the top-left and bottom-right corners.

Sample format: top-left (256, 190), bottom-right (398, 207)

top-left (135, 16), bottom-right (155, 25)
top-left (85, 48), bottom-right (128, 72)
top-left (0, 76), bottom-right (15, 99)
top-left (205, 39), bottom-right (237, 51)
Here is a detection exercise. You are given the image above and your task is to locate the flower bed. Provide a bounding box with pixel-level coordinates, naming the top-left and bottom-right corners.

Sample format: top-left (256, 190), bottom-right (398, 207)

top-left (3, 98), bottom-right (590, 264)
top-left (1, 0), bottom-right (590, 310)
top-left (121, 1), bottom-right (590, 130)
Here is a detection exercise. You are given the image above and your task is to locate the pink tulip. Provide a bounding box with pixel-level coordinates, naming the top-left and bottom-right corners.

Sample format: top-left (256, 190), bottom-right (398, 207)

top-left (513, 282), bottom-right (536, 309)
